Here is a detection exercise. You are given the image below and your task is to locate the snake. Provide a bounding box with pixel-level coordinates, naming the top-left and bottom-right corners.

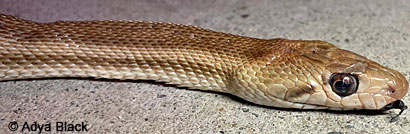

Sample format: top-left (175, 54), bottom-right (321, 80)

top-left (0, 14), bottom-right (408, 118)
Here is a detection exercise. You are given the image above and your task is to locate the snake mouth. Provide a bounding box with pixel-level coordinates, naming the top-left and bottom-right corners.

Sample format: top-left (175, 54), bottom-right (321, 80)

top-left (382, 100), bottom-right (408, 122)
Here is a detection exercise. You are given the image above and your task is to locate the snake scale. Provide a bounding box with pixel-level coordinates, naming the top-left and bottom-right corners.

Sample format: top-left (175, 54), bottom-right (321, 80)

top-left (0, 14), bottom-right (408, 115)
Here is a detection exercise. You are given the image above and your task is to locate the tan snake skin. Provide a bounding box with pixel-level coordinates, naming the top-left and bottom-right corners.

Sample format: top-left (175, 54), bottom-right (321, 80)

top-left (0, 14), bottom-right (408, 110)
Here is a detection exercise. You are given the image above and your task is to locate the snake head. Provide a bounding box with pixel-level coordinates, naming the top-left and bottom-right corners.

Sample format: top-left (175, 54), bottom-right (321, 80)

top-left (231, 39), bottom-right (407, 112)
top-left (298, 41), bottom-right (409, 110)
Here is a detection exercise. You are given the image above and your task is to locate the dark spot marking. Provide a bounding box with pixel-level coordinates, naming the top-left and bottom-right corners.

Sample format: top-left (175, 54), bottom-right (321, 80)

top-left (241, 14), bottom-right (250, 18)
top-left (251, 113), bottom-right (259, 117)
top-left (241, 108), bottom-right (249, 112)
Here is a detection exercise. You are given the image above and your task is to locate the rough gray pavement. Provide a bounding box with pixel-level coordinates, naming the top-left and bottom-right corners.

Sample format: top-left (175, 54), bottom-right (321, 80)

top-left (1, 0), bottom-right (409, 133)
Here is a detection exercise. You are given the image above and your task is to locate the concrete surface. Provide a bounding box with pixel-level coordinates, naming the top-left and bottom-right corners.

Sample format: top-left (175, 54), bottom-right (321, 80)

top-left (0, 0), bottom-right (409, 133)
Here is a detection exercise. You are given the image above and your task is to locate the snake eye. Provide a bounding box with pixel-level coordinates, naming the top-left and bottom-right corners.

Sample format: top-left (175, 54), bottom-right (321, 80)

top-left (329, 73), bottom-right (358, 97)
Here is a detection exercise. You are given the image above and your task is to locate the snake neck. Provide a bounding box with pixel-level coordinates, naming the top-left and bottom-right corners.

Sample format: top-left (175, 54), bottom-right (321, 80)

top-left (0, 14), bottom-right (299, 93)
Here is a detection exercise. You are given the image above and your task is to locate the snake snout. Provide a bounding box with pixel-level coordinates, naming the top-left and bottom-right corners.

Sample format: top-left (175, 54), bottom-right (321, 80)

top-left (387, 71), bottom-right (409, 100)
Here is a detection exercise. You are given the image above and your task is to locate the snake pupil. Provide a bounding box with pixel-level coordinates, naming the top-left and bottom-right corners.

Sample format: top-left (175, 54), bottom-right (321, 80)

top-left (334, 81), bottom-right (349, 94)
top-left (330, 74), bottom-right (358, 96)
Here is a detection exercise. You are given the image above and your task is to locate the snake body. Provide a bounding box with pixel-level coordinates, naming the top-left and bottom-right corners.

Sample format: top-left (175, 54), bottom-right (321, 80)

top-left (0, 14), bottom-right (408, 110)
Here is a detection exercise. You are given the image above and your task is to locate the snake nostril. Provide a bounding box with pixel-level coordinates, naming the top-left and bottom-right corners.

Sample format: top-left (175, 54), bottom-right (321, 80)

top-left (389, 87), bottom-right (396, 94)
top-left (387, 81), bottom-right (398, 94)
